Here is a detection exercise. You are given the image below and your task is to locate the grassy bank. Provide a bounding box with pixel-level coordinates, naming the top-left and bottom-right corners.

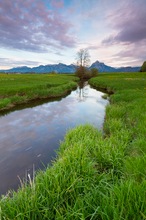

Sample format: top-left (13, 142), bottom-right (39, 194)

top-left (0, 72), bottom-right (146, 219)
top-left (0, 74), bottom-right (78, 111)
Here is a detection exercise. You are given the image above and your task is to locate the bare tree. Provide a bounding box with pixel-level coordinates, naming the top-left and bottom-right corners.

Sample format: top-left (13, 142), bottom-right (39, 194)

top-left (75, 49), bottom-right (90, 80)
top-left (76, 49), bottom-right (90, 67)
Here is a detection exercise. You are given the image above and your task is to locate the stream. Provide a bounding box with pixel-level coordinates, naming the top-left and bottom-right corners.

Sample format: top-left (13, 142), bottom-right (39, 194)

top-left (0, 83), bottom-right (109, 196)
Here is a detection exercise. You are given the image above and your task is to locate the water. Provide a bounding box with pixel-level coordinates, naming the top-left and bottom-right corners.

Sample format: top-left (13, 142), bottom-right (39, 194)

top-left (0, 83), bottom-right (109, 195)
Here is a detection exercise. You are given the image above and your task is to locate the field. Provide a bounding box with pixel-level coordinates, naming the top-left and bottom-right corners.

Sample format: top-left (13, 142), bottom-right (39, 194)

top-left (0, 72), bottom-right (146, 219)
top-left (0, 73), bottom-right (78, 111)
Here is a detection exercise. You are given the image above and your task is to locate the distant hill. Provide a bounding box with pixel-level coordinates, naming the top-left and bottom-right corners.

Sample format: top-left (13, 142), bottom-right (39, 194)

top-left (90, 61), bottom-right (140, 72)
top-left (4, 66), bottom-right (32, 73)
top-left (32, 63), bottom-right (76, 73)
top-left (2, 63), bottom-right (76, 74)
top-left (116, 66), bottom-right (140, 72)
top-left (1, 61), bottom-right (140, 73)
top-left (90, 61), bottom-right (116, 72)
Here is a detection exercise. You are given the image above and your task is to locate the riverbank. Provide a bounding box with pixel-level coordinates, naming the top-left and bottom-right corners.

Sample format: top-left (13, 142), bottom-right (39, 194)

top-left (0, 83), bottom-right (108, 196)
top-left (0, 72), bottom-right (146, 219)
top-left (0, 74), bottom-right (78, 112)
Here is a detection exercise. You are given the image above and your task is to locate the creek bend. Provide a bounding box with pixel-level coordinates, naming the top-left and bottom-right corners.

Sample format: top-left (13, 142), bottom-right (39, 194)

top-left (0, 83), bottom-right (109, 196)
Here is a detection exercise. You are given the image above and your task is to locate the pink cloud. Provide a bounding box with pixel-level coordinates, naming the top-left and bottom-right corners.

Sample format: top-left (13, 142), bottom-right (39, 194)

top-left (102, 0), bottom-right (146, 45)
top-left (50, 0), bottom-right (64, 9)
top-left (0, 0), bottom-right (76, 52)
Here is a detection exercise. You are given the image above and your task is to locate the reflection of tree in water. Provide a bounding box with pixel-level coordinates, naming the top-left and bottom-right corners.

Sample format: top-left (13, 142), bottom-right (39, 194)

top-left (76, 81), bottom-right (89, 101)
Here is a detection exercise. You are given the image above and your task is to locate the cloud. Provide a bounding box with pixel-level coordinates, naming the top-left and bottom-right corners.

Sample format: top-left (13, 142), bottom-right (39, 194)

top-left (50, 0), bottom-right (64, 9)
top-left (0, 58), bottom-right (41, 68)
top-left (102, 0), bottom-right (146, 45)
top-left (115, 46), bottom-right (146, 60)
top-left (113, 41), bottom-right (146, 65)
top-left (0, 0), bottom-right (76, 53)
top-left (100, 0), bottom-right (146, 66)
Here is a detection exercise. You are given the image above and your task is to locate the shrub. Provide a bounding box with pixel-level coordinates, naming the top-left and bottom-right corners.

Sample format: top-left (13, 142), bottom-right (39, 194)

top-left (140, 61), bottom-right (146, 72)
top-left (90, 68), bottom-right (98, 77)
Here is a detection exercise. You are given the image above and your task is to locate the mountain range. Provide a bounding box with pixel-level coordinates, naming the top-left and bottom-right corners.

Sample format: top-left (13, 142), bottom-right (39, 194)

top-left (1, 61), bottom-right (140, 73)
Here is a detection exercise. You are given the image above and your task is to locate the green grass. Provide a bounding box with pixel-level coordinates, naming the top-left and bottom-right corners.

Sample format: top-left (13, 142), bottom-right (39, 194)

top-left (0, 74), bottom-right (78, 111)
top-left (0, 72), bottom-right (146, 219)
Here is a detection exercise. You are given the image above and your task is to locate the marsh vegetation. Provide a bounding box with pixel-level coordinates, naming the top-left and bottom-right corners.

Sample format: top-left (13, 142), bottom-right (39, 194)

top-left (0, 74), bottom-right (78, 111)
top-left (0, 72), bottom-right (146, 219)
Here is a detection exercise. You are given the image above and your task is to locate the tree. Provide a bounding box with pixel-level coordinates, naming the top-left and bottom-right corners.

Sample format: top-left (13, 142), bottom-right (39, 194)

top-left (140, 61), bottom-right (146, 72)
top-left (76, 48), bottom-right (90, 67)
top-left (75, 49), bottom-right (90, 80)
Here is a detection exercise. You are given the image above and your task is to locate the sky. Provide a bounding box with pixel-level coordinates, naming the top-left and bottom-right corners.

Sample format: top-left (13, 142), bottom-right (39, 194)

top-left (0, 0), bottom-right (146, 69)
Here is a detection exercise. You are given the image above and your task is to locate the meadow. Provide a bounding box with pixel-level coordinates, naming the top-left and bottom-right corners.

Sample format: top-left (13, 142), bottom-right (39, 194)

top-left (0, 72), bottom-right (146, 219)
top-left (0, 73), bottom-right (78, 111)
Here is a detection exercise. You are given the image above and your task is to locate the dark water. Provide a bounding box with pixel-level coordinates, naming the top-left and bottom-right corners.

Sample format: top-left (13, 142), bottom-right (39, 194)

top-left (0, 83), bottom-right (109, 196)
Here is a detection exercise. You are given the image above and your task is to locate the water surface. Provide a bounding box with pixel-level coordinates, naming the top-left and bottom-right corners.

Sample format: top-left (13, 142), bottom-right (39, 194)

top-left (0, 84), bottom-right (109, 195)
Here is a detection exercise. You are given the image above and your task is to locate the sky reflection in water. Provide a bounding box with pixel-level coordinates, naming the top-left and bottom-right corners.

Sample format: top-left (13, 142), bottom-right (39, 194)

top-left (0, 84), bottom-right (109, 195)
